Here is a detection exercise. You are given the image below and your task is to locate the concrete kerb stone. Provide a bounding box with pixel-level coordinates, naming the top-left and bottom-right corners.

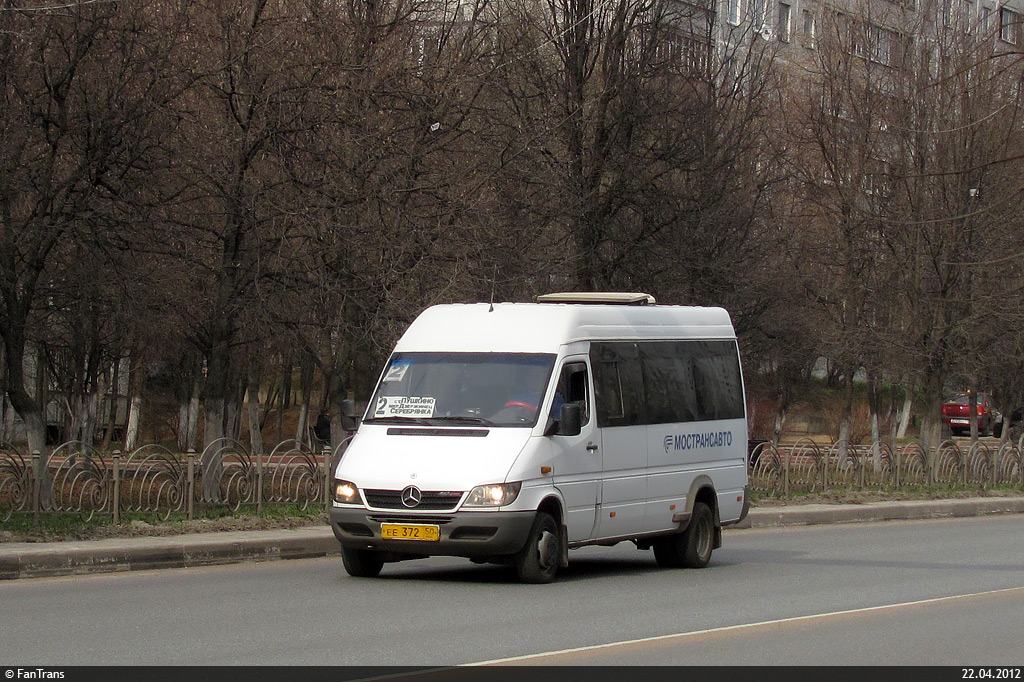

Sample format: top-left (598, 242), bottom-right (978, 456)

top-left (0, 527), bottom-right (342, 581)
top-left (734, 496), bottom-right (1024, 529)
top-left (1, 497), bottom-right (1022, 580)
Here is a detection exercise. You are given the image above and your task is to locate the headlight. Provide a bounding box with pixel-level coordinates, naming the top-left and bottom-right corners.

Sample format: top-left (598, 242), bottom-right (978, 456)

top-left (334, 479), bottom-right (361, 505)
top-left (463, 482), bottom-right (522, 507)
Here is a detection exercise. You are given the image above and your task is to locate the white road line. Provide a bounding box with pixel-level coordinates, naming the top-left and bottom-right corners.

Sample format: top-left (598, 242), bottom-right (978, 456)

top-left (466, 585), bottom-right (1024, 665)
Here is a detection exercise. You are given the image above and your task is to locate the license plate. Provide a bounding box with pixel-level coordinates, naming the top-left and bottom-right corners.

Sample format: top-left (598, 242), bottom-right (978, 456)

top-left (951, 419), bottom-right (969, 425)
top-left (381, 523), bottom-right (440, 542)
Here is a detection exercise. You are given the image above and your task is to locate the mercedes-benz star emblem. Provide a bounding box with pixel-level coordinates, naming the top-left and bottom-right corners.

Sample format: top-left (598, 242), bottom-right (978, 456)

top-left (401, 485), bottom-right (422, 508)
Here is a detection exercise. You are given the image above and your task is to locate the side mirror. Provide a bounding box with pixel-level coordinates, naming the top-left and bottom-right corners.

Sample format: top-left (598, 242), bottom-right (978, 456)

top-left (341, 399), bottom-right (360, 433)
top-left (558, 403), bottom-right (582, 437)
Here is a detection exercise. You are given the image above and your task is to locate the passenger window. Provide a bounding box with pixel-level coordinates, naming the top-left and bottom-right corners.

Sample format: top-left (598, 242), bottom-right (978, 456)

top-left (595, 361), bottom-right (624, 421)
top-left (592, 340), bottom-right (743, 426)
top-left (591, 342), bottom-right (644, 427)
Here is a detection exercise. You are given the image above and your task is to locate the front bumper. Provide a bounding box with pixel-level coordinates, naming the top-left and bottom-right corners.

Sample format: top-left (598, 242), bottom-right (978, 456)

top-left (329, 506), bottom-right (536, 559)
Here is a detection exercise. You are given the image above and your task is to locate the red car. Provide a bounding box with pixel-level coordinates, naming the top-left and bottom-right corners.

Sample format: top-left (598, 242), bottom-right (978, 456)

top-left (941, 393), bottom-right (998, 437)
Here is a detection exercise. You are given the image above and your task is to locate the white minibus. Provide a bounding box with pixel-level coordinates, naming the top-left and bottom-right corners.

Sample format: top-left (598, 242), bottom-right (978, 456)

top-left (331, 292), bottom-right (749, 583)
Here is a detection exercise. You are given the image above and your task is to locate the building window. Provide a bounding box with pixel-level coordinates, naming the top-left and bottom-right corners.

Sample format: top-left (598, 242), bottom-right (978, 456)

top-left (1000, 6), bottom-right (1018, 43)
top-left (778, 2), bottom-right (792, 40)
top-left (729, 0), bottom-right (743, 25)
top-left (963, 0), bottom-right (976, 30)
top-left (870, 25), bottom-right (892, 64)
top-left (802, 8), bottom-right (816, 45)
top-left (751, 0), bottom-right (767, 29)
top-left (655, 30), bottom-right (712, 73)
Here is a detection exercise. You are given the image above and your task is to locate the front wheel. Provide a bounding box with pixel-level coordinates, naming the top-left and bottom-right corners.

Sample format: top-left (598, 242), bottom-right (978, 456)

top-left (653, 501), bottom-right (715, 569)
top-left (514, 512), bottom-right (561, 584)
top-left (342, 547), bottom-right (384, 578)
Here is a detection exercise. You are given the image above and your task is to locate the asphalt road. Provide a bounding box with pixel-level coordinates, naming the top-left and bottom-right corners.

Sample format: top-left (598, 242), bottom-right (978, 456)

top-left (1, 515), bottom-right (1022, 667)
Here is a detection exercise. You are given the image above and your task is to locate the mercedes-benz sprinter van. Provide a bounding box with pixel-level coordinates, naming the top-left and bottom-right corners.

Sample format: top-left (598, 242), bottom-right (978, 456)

top-left (330, 292), bottom-right (749, 583)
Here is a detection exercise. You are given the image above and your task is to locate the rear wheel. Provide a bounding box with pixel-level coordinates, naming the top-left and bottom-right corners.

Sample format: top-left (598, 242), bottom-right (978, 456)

top-left (341, 547), bottom-right (384, 578)
top-left (653, 501), bottom-right (715, 569)
top-left (515, 512), bottom-right (560, 584)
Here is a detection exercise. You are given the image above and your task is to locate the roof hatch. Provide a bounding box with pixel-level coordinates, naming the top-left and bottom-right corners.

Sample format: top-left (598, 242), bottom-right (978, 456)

top-left (535, 292), bottom-right (657, 305)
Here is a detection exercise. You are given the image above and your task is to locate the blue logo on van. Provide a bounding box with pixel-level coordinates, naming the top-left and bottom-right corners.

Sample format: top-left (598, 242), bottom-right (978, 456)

top-left (664, 431), bottom-right (733, 452)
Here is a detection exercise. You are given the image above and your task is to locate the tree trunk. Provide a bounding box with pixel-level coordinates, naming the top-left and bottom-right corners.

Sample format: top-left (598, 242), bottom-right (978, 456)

top-left (185, 356), bottom-right (201, 451)
top-left (4, 333), bottom-right (47, 456)
top-left (187, 391), bottom-right (200, 451)
top-left (247, 363), bottom-right (263, 455)
top-left (771, 401), bottom-right (787, 447)
top-left (177, 403), bottom-right (190, 451)
top-left (276, 355), bottom-right (291, 443)
top-left (1, 396), bottom-right (13, 443)
top-left (124, 354), bottom-right (146, 453)
top-left (101, 359), bottom-right (121, 451)
top-left (896, 389), bottom-right (913, 440)
top-left (201, 395), bottom-right (225, 502)
top-left (920, 371), bottom-right (946, 475)
top-left (225, 376), bottom-right (244, 442)
top-left (82, 371), bottom-right (103, 446)
top-left (294, 357), bottom-right (313, 445)
top-left (867, 371), bottom-right (881, 472)
top-left (837, 371), bottom-right (854, 464)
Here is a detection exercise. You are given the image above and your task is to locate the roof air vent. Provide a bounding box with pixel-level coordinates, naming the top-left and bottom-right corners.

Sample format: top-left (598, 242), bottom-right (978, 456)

top-left (535, 292), bottom-right (656, 305)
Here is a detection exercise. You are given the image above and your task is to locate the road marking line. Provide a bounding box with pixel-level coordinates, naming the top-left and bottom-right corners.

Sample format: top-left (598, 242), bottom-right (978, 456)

top-left (466, 585), bottom-right (1024, 665)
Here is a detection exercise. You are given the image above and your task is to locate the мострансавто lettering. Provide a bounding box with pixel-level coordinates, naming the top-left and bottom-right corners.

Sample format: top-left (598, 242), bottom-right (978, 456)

top-left (663, 431), bottom-right (733, 452)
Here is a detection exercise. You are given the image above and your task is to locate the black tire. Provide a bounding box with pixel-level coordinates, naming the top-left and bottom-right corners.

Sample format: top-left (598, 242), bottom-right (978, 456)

top-left (653, 501), bottom-right (715, 569)
top-left (342, 547), bottom-right (384, 578)
top-left (514, 512), bottom-right (561, 584)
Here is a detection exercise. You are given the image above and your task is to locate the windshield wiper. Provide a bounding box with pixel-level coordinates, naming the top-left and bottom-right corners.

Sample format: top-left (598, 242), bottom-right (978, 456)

top-left (433, 416), bottom-right (498, 427)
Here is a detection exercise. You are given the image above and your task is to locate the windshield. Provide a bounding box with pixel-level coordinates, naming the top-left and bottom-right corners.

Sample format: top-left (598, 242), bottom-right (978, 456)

top-left (366, 352), bottom-right (556, 427)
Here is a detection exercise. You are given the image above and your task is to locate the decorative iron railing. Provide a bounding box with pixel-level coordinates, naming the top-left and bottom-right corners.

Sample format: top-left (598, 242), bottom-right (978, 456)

top-left (749, 437), bottom-right (1024, 495)
top-left (0, 437), bottom-right (352, 523)
top-left (3, 435), bottom-right (1020, 523)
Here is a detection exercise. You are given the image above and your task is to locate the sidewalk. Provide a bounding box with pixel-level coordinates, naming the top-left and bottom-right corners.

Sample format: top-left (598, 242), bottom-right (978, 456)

top-left (2, 496), bottom-right (1023, 580)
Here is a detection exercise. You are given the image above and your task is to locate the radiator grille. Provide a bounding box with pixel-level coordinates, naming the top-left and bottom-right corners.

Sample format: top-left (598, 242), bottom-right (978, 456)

top-left (364, 489), bottom-right (464, 511)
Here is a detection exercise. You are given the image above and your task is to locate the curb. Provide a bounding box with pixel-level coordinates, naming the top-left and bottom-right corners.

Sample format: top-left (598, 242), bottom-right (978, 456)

top-left (2, 497), bottom-right (1023, 580)
top-left (0, 527), bottom-right (341, 581)
top-left (735, 496), bottom-right (1024, 528)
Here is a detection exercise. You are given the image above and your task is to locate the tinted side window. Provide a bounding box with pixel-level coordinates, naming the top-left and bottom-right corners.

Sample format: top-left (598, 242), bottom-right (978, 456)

top-left (592, 340), bottom-right (744, 426)
top-left (593, 361), bottom-right (622, 422)
top-left (640, 344), bottom-right (697, 424)
top-left (591, 343), bottom-right (644, 427)
top-left (690, 341), bottom-right (745, 421)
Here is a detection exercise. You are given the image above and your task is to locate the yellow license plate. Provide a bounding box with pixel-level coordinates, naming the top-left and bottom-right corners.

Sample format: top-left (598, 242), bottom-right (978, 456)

top-left (381, 523), bottom-right (440, 541)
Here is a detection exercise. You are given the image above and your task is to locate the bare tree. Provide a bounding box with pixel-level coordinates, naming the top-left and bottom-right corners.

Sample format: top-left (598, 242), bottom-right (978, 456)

top-left (0, 1), bottom-right (187, 469)
top-left (155, 0), bottom-right (325, 498)
top-left (789, 0), bottom-right (1024, 456)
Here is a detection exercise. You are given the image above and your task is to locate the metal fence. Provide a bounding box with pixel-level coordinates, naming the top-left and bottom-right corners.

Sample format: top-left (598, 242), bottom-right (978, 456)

top-left (0, 438), bottom-right (350, 524)
top-left (749, 437), bottom-right (1024, 495)
top-left (4, 435), bottom-right (1023, 524)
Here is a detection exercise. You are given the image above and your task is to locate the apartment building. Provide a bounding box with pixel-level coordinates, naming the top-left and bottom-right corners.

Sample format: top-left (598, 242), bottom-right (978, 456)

top-left (723, 0), bottom-right (1024, 60)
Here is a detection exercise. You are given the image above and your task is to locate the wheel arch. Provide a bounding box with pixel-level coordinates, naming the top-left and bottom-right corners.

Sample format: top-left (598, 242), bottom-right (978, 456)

top-left (685, 476), bottom-right (722, 549)
top-left (685, 476), bottom-right (719, 519)
top-left (534, 494), bottom-right (568, 568)
top-left (535, 495), bottom-right (565, 524)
